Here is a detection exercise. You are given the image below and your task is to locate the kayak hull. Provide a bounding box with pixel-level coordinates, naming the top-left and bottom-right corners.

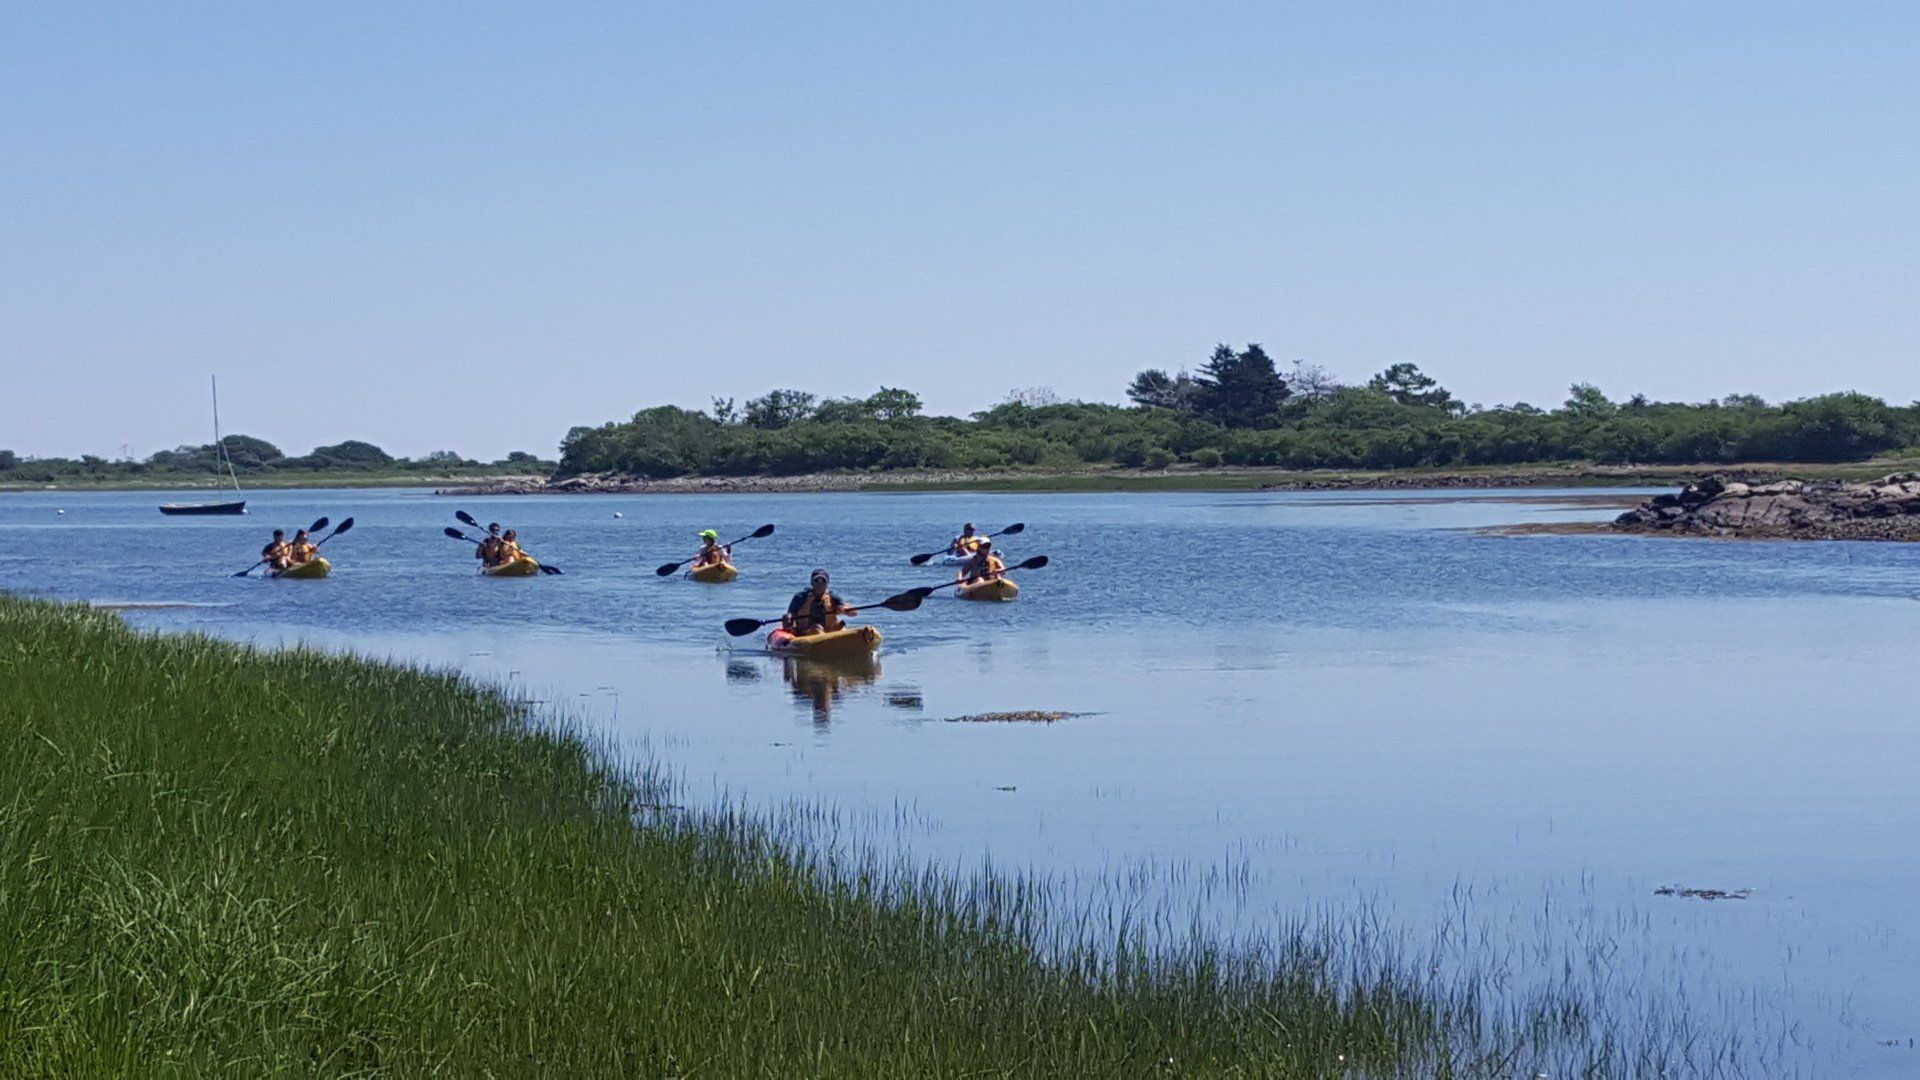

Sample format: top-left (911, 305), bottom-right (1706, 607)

top-left (482, 555), bottom-right (541, 577)
top-left (957, 577), bottom-right (1019, 601)
top-left (767, 625), bottom-right (882, 659)
top-left (690, 561), bottom-right (738, 583)
top-left (270, 557), bottom-right (331, 580)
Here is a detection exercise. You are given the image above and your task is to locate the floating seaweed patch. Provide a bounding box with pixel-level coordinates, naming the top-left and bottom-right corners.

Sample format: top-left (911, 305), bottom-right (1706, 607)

top-left (1654, 886), bottom-right (1753, 901)
top-left (944, 710), bottom-right (1090, 724)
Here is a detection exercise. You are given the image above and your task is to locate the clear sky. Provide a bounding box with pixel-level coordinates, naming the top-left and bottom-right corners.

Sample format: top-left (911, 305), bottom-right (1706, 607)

top-left (4, 3), bottom-right (1917, 461)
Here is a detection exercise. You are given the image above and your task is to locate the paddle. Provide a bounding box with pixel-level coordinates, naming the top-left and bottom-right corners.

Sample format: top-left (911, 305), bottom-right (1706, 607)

top-left (231, 516), bottom-right (329, 577)
top-left (445, 526), bottom-right (563, 574)
top-left (904, 555), bottom-right (1051, 599)
top-left (724, 591), bottom-right (928, 638)
top-left (908, 522), bottom-right (1025, 565)
top-left (656, 523), bottom-right (775, 577)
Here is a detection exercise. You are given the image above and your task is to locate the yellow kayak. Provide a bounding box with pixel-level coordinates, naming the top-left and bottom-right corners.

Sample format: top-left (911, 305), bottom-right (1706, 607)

top-left (689, 561), bottom-right (738, 583)
top-left (270, 557), bottom-right (331, 580)
top-left (767, 625), bottom-right (881, 659)
top-left (956, 577), bottom-right (1018, 601)
top-left (481, 555), bottom-right (541, 577)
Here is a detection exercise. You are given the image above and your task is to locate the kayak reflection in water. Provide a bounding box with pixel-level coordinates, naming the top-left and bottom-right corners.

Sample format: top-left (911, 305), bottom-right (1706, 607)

top-left (958, 544), bottom-right (1005, 583)
top-left (782, 654), bottom-right (882, 722)
top-left (783, 569), bottom-right (859, 636)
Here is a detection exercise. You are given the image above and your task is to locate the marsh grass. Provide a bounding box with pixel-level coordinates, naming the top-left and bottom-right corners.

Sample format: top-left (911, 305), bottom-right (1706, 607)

top-left (0, 598), bottom-right (1714, 1074)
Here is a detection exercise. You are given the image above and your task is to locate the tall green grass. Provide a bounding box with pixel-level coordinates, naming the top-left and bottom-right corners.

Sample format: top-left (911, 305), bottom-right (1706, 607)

top-left (0, 598), bottom-right (1707, 1075)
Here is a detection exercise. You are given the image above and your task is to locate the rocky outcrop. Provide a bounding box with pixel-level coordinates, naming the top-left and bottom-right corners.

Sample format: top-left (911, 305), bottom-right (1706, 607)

top-left (1613, 473), bottom-right (1920, 540)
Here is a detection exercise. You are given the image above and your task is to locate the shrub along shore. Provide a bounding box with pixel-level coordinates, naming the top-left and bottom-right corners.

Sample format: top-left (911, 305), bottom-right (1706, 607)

top-left (0, 599), bottom-right (1704, 1074)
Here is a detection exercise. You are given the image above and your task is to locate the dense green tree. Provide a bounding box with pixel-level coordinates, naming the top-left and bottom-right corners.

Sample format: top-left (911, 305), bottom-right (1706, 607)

top-left (743, 389), bottom-right (818, 430)
top-left (304, 440), bottom-right (395, 469)
top-left (1127, 369), bottom-right (1198, 411)
top-left (1368, 363), bottom-right (1461, 415)
top-left (1193, 344), bottom-right (1290, 428)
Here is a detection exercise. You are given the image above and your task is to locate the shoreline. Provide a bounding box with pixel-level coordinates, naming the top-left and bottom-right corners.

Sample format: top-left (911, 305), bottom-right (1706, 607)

top-left (0, 596), bottom-right (1693, 1073)
top-left (0, 472), bottom-right (548, 494)
top-left (431, 460), bottom-right (1910, 497)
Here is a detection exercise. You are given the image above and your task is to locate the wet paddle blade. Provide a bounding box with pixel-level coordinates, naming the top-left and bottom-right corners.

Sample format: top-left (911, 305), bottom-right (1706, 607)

top-left (908, 552), bottom-right (935, 565)
top-left (752, 523), bottom-right (776, 538)
top-left (443, 527), bottom-right (468, 540)
top-left (1017, 555), bottom-right (1049, 569)
top-left (997, 522), bottom-right (1025, 536)
top-left (309, 516), bottom-right (329, 533)
top-left (724, 617), bottom-right (766, 637)
top-left (654, 562), bottom-right (682, 576)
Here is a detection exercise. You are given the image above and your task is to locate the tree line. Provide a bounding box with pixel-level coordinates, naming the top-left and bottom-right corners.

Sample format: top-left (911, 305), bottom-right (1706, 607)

top-left (0, 438), bottom-right (554, 484)
top-left (555, 348), bottom-right (1920, 479)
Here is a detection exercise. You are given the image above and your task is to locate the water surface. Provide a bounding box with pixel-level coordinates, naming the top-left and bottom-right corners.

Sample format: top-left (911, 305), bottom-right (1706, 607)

top-left (5, 486), bottom-right (1916, 1074)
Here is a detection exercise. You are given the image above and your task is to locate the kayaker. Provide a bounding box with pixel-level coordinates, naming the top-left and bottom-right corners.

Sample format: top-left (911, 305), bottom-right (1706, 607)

top-left (948, 522), bottom-right (983, 556)
top-left (959, 544), bottom-right (1004, 582)
top-left (784, 569), bottom-right (858, 636)
top-left (693, 529), bottom-right (730, 568)
top-left (287, 529), bottom-right (318, 566)
top-left (261, 529), bottom-right (292, 570)
top-left (476, 523), bottom-right (503, 567)
top-left (497, 529), bottom-right (525, 564)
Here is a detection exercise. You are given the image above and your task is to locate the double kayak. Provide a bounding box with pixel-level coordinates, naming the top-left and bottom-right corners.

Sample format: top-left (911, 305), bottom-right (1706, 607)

top-left (767, 625), bottom-right (882, 659)
top-left (956, 576), bottom-right (1019, 601)
top-left (689, 561), bottom-right (738, 583)
top-left (481, 555), bottom-right (541, 577)
top-left (269, 558), bottom-right (331, 580)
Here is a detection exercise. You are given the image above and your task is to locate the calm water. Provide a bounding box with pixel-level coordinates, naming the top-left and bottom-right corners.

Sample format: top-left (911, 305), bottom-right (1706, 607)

top-left (5, 486), bottom-right (1918, 1073)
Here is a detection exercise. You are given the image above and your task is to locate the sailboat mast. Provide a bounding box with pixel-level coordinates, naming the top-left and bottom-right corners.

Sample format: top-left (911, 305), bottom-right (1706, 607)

top-left (212, 375), bottom-right (242, 494)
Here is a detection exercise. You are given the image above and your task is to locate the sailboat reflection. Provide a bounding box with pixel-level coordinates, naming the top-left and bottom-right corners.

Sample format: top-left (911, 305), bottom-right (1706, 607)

top-left (780, 654), bottom-right (882, 722)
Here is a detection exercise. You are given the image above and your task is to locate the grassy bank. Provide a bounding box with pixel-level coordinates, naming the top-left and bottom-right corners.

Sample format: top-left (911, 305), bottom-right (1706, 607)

top-left (0, 599), bottom-right (1691, 1074)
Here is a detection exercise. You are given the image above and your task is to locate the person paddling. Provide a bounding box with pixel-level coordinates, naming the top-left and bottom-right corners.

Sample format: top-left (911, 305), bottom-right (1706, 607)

top-left (261, 529), bottom-right (292, 571)
top-left (959, 543), bottom-right (1005, 583)
top-left (692, 529), bottom-right (731, 568)
top-left (287, 529), bottom-right (319, 567)
top-left (948, 522), bottom-right (984, 557)
top-left (784, 569), bottom-right (859, 636)
top-left (497, 528), bottom-right (526, 564)
top-left (476, 523), bottom-right (503, 567)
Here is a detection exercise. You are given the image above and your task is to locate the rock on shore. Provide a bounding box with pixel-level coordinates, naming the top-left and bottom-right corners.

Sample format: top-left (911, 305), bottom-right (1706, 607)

top-left (1613, 473), bottom-right (1920, 540)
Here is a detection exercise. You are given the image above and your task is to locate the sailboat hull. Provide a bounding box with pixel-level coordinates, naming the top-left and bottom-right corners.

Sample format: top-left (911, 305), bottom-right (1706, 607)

top-left (159, 501), bottom-right (248, 516)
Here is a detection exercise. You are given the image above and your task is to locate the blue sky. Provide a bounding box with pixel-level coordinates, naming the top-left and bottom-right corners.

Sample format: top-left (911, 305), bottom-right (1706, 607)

top-left (4, 3), bottom-right (1916, 460)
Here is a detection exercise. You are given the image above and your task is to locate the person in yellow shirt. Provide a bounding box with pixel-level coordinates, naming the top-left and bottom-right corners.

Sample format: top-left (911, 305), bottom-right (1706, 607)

top-left (496, 529), bottom-right (525, 564)
top-left (287, 529), bottom-right (319, 566)
top-left (959, 543), bottom-right (1004, 583)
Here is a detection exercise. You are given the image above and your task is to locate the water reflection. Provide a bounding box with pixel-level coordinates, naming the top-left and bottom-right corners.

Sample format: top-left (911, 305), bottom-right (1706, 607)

top-left (779, 654), bottom-right (882, 722)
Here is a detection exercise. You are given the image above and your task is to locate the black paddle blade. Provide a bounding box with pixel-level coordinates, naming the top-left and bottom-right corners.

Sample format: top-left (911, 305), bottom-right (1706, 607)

top-left (309, 516), bottom-right (329, 533)
top-left (455, 510), bottom-right (479, 528)
top-left (654, 562), bottom-right (681, 577)
top-left (878, 593), bottom-right (925, 612)
top-left (443, 527), bottom-right (468, 540)
top-left (1016, 555), bottom-right (1049, 570)
top-left (908, 552), bottom-right (935, 565)
top-left (906, 586), bottom-right (937, 599)
top-left (539, 564), bottom-right (564, 575)
top-left (231, 568), bottom-right (252, 577)
top-left (752, 523), bottom-right (776, 538)
top-left (332, 517), bottom-right (355, 536)
top-left (998, 522), bottom-right (1025, 536)
top-left (724, 617), bottom-right (768, 637)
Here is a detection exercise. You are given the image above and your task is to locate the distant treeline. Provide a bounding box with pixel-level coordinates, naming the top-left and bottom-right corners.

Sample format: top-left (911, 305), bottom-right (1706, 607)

top-left (0, 438), bottom-right (554, 484)
top-left (557, 345), bottom-right (1920, 478)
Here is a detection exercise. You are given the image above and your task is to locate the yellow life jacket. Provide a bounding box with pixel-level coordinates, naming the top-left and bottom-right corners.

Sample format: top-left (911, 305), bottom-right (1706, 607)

top-left (789, 588), bottom-right (841, 633)
top-left (289, 541), bottom-right (318, 563)
top-left (498, 541), bottom-right (523, 563)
